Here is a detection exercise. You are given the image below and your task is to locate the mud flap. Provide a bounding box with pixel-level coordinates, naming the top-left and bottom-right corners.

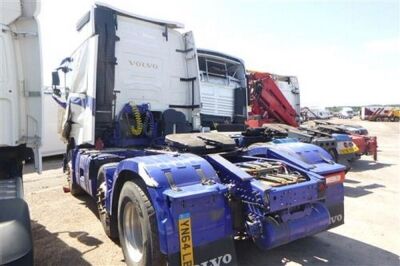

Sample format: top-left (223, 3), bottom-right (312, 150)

top-left (168, 236), bottom-right (237, 266)
top-left (327, 203), bottom-right (344, 229)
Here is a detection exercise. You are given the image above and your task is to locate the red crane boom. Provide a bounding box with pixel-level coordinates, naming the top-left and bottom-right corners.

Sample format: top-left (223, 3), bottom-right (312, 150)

top-left (247, 72), bottom-right (299, 128)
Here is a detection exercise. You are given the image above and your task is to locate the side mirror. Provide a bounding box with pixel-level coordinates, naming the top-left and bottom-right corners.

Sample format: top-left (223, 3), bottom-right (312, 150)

top-left (52, 71), bottom-right (60, 86)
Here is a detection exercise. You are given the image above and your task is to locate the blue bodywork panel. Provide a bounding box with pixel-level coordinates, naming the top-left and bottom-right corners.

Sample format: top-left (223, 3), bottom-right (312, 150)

top-left (206, 154), bottom-right (330, 249)
top-left (71, 149), bottom-right (149, 196)
top-left (109, 154), bottom-right (232, 255)
top-left (247, 142), bottom-right (343, 175)
top-left (246, 143), bottom-right (346, 229)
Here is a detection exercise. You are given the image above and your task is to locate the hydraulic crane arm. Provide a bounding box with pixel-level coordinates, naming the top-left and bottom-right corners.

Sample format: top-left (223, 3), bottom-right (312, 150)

top-left (248, 72), bottom-right (299, 127)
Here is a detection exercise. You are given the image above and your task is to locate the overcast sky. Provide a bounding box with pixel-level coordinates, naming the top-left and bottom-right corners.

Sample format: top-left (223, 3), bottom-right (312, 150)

top-left (39, 0), bottom-right (399, 107)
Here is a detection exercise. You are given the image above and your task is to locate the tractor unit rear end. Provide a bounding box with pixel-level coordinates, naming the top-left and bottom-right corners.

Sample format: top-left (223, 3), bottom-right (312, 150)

top-left (51, 4), bottom-right (345, 266)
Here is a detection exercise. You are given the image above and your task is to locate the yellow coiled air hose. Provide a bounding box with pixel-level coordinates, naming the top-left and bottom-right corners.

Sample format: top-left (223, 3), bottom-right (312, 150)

top-left (129, 103), bottom-right (143, 136)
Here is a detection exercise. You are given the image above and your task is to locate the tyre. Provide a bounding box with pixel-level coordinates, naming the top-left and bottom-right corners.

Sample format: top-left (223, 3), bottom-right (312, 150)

top-left (118, 180), bottom-right (165, 266)
top-left (97, 164), bottom-right (118, 239)
top-left (68, 173), bottom-right (84, 196)
top-left (66, 150), bottom-right (84, 196)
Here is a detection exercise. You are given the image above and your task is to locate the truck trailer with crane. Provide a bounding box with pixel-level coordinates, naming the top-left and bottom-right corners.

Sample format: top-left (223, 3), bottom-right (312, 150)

top-left (0, 0), bottom-right (42, 264)
top-left (51, 4), bottom-right (345, 266)
top-left (361, 106), bottom-right (400, 122)
top-left (245, 72), bottom-right (358, 166)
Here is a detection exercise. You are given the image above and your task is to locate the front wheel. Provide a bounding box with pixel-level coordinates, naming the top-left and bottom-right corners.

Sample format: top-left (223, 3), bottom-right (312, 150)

top-left (118, 180), bottom-right (165, 266)
top-left (66, 150), bottom-right (84, 196)
top-left (97, 164), bottom-right (119, 239)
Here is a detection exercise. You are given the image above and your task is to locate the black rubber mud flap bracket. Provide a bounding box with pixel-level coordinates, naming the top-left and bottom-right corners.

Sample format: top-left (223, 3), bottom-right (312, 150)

top-left (168, 236), bottom-right (238, 266)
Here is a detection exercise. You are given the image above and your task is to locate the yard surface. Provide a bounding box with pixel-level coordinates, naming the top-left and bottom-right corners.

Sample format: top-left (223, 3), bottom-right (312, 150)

top-left (23, 118), bottom-right (400, 265)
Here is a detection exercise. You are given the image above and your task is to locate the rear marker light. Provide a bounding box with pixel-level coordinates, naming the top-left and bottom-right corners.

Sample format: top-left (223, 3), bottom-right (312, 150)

top-left (325, 172), bottom-right (345, 185)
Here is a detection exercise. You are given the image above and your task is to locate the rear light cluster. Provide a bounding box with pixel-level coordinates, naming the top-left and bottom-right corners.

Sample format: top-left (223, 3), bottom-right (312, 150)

top-left (325, 172), bottom-right (345, 185)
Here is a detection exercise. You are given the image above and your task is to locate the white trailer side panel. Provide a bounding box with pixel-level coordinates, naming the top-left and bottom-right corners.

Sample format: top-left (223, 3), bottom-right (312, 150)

top-left (0, 0), bottom-right (42, 150)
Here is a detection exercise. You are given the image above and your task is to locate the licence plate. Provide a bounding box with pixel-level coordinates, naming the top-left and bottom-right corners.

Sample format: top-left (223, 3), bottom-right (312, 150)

top-left (339, 147), bottom-right (358, 155)
top-left (178, 213), bottom-right (194, 266)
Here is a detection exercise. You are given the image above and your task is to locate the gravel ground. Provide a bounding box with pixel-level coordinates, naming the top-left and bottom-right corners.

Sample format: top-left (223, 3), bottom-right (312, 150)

top-left (23, 118), bottom-right (400, 265)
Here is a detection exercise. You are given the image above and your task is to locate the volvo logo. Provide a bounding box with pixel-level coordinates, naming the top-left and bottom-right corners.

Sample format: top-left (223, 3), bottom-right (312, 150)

top-left (128, 60), bottom-right (158, 69)
top-left (330, 214), bottom-right (343, 224)
top-left (195, 253), bottom-right (233, 266)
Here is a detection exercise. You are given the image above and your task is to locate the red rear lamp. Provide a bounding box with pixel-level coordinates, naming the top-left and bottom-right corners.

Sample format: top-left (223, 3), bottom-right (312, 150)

top-left (325, 172), bottom-right (345, 185)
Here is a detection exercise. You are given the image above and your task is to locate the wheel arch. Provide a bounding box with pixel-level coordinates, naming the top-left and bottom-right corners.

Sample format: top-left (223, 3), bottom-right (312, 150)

top-left (106, 169), bottom-right (147, 240)
top-left (110, 169), bottom-right (143, 216)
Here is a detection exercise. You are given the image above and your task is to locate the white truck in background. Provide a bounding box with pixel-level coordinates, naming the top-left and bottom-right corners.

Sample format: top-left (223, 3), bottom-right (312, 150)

top-left (301, 107), bottom-right (332, 120)
top-left (339, 107), bottom-right (354, 119)
top-left (197, 49), bottom-right (248, 130)
top-left (0, 0), bottom-right (42, 264)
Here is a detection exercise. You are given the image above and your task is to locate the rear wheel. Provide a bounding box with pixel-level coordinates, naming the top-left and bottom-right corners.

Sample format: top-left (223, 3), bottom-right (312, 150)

top-left (118, 180), bottom-right (165, 266)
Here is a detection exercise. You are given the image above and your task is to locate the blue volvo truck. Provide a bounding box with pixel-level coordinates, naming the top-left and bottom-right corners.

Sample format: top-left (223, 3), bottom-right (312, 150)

top-left (51, 4), bottom-right (345, 266)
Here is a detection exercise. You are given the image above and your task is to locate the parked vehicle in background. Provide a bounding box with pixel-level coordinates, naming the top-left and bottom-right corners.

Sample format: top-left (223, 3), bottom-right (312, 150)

top-left (260, 123), bottom-right (358, 166)
top-left (309, 121), bottom-right (378, 161)
top-left (301, 107), bottom-right (332, 121)
top-left (361, 106), bottom-right (400, 122)
top-left (0, 0), bottom-right (42, 264)
top-left (339, 107), bottom-right (354, 119)
top-left (197, 49), bottom-right (248, 131)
